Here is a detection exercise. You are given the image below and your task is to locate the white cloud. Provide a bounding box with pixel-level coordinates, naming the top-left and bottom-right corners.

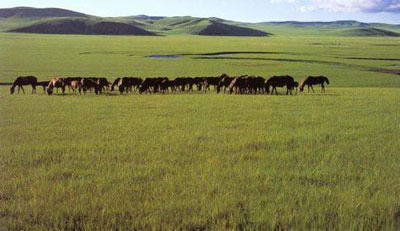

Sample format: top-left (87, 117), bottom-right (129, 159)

top-left (271, 0), bottom-right (400, 13)
top-left (313, 0), bottom-right (400, 13)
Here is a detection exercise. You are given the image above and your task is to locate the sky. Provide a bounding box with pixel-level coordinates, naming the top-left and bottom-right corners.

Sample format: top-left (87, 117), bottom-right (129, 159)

top-left (1, 0), bottom-right (400, 24)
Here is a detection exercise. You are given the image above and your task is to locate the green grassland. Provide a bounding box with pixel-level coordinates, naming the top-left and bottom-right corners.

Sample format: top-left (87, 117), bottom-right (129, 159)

top-left (1, 33), bottom-right (400, 86)
top-left (1, 33), bottom-right (400, 230)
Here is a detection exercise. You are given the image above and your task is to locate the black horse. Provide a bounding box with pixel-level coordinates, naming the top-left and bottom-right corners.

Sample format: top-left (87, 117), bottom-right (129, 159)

top-left (265, 75), bottom-right (296, 95)
top-left (10, 76), bottom-right (37, 94)
top-left (299, 76), bottom-right (330, 93)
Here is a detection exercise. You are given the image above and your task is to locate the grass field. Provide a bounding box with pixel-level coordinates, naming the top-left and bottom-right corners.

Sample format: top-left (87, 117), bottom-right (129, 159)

top-left (1, 33), bottom-right (400, 230)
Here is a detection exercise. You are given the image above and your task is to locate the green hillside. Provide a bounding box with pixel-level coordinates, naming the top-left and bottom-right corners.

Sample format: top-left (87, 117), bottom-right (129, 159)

top-left (1, 7), bottom-right (400, 37)
top-left (8, 18), bottom-right (157, 35)
top-left (0, 6), bottom-right (88, 18)
top-left (335, 28), bottom-right (400, 37)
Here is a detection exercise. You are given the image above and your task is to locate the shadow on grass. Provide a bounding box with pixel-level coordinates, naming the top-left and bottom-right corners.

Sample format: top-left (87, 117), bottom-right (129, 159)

top-left (179, 51), bottom-right (300, 56)
top-left (191, 56), bottom-right (346, 66)
top-left (337, 57), bottom-right (400, 61)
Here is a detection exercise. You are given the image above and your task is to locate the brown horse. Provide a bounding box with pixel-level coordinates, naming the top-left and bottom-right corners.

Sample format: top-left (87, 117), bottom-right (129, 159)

top-left (299, 76), bottom-right (330, 93)
top-left (266, 75), bottom-right (296, 95)
top-left (70, 80), bottom-right (81, 94)
top-left (10, 76), bottom-right (37, 94)
top-left (47, 78), bottom-right (66, 95)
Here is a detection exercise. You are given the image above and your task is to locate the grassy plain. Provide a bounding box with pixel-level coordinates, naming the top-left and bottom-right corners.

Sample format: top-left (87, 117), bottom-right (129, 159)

top-left (1, 33), bottom-right (400, 230)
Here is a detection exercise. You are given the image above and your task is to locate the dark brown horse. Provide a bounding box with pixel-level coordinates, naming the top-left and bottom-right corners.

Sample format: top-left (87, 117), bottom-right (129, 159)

top-left (36, 81), bottom-right (50, 93)
top-left (299, 76), bottom-right (330, 93)
top-left (266, 75), bottom-right (296, 95)
top-left (47, 78), bottom-right (66, 95)
top-left (81, 78), bottom-right (100, 94)
top-left (216, 74), bottom-right (234, 93)
top-left (10, 76), bottom-right (37, 94)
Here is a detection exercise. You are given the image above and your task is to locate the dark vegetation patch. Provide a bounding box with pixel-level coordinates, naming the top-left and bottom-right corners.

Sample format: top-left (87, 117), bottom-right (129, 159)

top-left (373, 44), bottom-right (400, 47)
top-left (147, 55), bottom-right (180, 59)
top-left (179, 51), bottom-right (297, 56)
top-left (186, 202), bottom-right (253, 230)
top-left (310, 43), bottom-right (343, 46)
top-left (192, 56), bottom-right (347, 66)
top-left (79, 51), bottom-right (135, 55)
top-left (338, 57), bottom-right (400, 61)
top-left (9, 19), bottom-right (156, 35)
top-left (370, 68), bottom-right (400, 75)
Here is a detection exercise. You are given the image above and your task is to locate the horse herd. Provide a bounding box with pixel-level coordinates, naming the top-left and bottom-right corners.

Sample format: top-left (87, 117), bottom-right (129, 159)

top-left (9, 74), bottom-right (330, 95)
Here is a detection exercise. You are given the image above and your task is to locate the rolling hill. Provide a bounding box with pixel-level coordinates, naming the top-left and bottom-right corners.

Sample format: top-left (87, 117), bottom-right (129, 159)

top-left (261, 20), bottom-right (371, 28)
top-left (9, 18), bottom-right (156, 35)
top-left (120, 16), bottom-right (270, 36)
top-left (1, 6), bottom-right (400, 37)
top-left (0, 7), bottom-right (88, 18)
top-left (336, 28), bottom-right (400, 37)
top-left (196, 20), bottom-right (270, 36)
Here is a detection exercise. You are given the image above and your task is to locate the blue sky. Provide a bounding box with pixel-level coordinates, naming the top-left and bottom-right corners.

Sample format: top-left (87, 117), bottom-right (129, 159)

top-left (1, 0), bottom-right (400, 23)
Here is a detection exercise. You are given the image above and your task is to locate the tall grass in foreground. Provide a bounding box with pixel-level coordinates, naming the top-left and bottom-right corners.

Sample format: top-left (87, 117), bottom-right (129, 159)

top-left (1, 87), bottom-right (400, 229)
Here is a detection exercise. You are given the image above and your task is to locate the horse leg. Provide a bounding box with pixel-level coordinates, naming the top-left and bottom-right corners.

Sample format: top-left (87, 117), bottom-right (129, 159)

top-left (32, 85), bottom-right (36, 94)
top-left (321, 84), bottom-right (325, 93)
top-left (21, 86), bottom-right (25, 94)
top-left (311, 85), bottom-right (315, 93)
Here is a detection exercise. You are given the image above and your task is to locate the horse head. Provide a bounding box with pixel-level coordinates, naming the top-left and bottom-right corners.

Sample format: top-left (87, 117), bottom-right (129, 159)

top-left (324, 77), bottom-right (330, 85)
top-left (47, 87), bottom-right (53, 95)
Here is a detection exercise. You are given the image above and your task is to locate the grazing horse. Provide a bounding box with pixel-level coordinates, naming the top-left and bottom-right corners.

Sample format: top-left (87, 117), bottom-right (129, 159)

top-left (47, 78), bottom-right (66, 95)
top-left (299, 76), bottom-right (330, 93)
top-left (96, 78), bottom-right (110, 93)
top-left (64, 77), bottom-right (82, 92)
top-left (266, 75), bottom-right (296, 95)
top-left (81, 78), bottom-right (100, 94)
top-left (217, 74), bottom-right (234, 93)
top-left (36, 81), bottom-right (50, 93)
top-left (70, 80), bottom-right (81, 94)
top-left (10, 76), bottom-right (37, 94)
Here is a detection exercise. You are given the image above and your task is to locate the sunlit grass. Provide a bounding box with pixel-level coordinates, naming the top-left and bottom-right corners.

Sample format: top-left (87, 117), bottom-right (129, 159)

top-left (1, 87), bottom-right (400, 229)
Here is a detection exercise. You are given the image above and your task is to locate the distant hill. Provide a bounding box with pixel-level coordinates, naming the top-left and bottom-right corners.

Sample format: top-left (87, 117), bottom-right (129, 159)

top-left (261, 20), bottom-right (371, 28)
top-left (128, 16), bottom-right (270, 36)
top-left (130, 15), bottom-right (165, 21)
top-left (9, 18), bottom-right (156, 35)
top-left (2, 7), bottom-right (400, 36)
top-left (0, 7), bottom-right (88, 18)
top-left (196, 20), bottom-right (270, 36)
top-left (336, 28), bottom-right (400, 37)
